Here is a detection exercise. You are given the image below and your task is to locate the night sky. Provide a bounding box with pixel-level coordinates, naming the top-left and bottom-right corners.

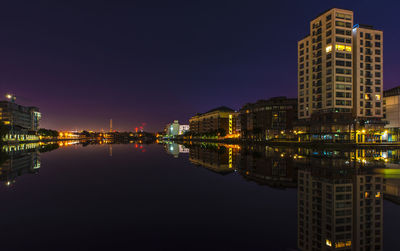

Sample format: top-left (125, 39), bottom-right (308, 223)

top-left (1, 0), bottom-right (399, 132)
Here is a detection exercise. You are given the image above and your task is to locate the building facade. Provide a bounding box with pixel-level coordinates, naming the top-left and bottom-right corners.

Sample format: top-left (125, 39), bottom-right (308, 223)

top-left (353, 24), bottom-right (383, 119)
top-left (297, 8), bottom-right (385, 142)
top-left (189, 106), bottom-right (238, 136)
top-left (0, 101), bottom-right (41, 131)
top-left (383, 86), bottom-right (400, 128)
top-left (239, 97), bottom-right (297, 140)
top-left (165, 120), bottom-right (180, 137)
top-left (178, 124), bottom-right (189, 135)
top-left (298, 8), bottom-right (354, 120)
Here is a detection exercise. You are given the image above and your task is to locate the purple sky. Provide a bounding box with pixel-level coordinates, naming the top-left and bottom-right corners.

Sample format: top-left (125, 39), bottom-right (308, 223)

top-left (1, 0), bottom-right (399, 132)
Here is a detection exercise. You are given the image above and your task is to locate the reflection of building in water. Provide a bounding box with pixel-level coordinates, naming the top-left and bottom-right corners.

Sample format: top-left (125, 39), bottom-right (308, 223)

top-left (298, 166), bottom-right (384, 251)
top-left (383, 176), bottom-right (400, 204)
top-left (238, 146), bottom-right (297, 188)
top-left (178, 145), bottom-right (189, 154)
top-left (188, 144), bottom-right (238, 174)
top-left (0, 150), bottom-right (40, 186)
top-left (164, 142), bottom-right (180, 158)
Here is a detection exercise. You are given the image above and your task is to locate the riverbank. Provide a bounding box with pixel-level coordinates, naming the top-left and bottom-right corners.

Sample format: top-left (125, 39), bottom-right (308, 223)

top-left (169, 138), bottom-right (400, 149)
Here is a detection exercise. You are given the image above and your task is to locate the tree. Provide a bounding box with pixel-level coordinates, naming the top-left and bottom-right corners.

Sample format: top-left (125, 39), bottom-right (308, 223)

top-left (0, 122), bottom-right (10, 141)
top-left (217, 128), bottom-right (226, 137)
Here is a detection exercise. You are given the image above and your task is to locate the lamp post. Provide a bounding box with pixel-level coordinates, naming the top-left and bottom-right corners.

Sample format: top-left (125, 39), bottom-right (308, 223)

top-left (5, 94), bottom-right (16, 139)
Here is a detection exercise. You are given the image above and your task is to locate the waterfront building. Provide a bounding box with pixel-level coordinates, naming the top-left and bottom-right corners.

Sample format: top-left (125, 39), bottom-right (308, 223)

top-left (0, 100), bottom-right (41, 131)
top-left (165, 120), bottom-right (180, 137)
top-left (239, 96), bottom-right (297, 140)
top-left (189, 106), bottom-right (238, 136)
top-left (178, 124), bottom-right (189, 135)
top-left (297, 8), bottom-right (385, 142)
top-left (0, 98), bottom-right (41, 142)
top-left (382, 86), bottom-right (400, 141)
top-left (352, 24), bottom-right (383, 119)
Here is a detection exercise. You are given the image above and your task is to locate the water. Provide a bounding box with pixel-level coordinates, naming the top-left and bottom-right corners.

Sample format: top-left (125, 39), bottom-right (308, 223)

top-left (1, 142), bottom-right (399, 250)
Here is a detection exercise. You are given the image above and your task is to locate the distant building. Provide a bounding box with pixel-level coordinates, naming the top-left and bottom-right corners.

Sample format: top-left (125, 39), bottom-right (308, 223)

top-left (189, 106), bottom-right (238, 136)
top-left (239, 97), bottom-right (297, 140)
top-left (178, 124), bottom-right (189, 135)
top-left (165, 120), bottom-right (180, 137)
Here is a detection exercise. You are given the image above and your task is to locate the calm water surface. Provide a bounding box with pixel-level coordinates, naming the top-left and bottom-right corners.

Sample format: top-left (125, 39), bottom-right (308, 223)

top-left (1, 142), bottom-right (399, 251)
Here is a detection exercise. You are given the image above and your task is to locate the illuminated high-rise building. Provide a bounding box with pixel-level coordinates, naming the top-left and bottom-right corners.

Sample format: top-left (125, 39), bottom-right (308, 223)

top-left (297, 8), bottom-right (385, 142)
top-left (298, 8), bottom-right (354, 120)
top-left (352, 24), bottom-right (383, 119)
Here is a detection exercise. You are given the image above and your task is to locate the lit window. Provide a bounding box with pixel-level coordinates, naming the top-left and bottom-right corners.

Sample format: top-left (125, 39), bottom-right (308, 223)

top-left (335, 44), bottom-right (351, 52)
top-left (375, 94), bottom-right (381, 101)
top-left (326, 45), bottom-right (332, 53)
top-left (326, 240), bottom-right (332, 247)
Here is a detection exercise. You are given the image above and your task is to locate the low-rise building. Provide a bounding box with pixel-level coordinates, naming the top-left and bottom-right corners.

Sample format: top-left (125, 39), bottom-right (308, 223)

top-left (239, 97), bottom-right (297, 140)
top-left (383, 86), bottom-right (400, 141)
top-left (0, 100), bottom-right (41, 131)
top-left (189, 106), bottom-right (238, 136)
top-left (164, 120), bottom-right (189, 137)
top-left (165, 120), bottom-right (180, 137)
top-left (0, 97), bottom-right (41, 142)
top-left (178, 124), bottom-right (189, 135)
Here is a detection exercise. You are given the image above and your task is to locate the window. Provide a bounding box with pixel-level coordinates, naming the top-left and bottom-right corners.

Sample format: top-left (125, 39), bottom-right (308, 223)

top-left (336, 13), bottom-right (352, 20)
top-left (375, 42), bottom-right (381, 47)
top-left (336, 100), bottom-right (346, 105)
top-left (336, 37), bottom-right (345, 43)
top-left (336, 52), bottom-right (345, 58)
top-left (375, 34), bottom-right (381, 40)
top-left (336, 29), bottom-right (345, 35)
top-left (335, 44), bottom-right (351, 52)
top-left (336, 60), bottom-right (345, 66)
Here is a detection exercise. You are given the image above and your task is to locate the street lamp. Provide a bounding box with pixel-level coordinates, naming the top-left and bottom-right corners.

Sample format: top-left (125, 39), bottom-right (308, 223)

top-left (5, 94), bottom-right (16, 103)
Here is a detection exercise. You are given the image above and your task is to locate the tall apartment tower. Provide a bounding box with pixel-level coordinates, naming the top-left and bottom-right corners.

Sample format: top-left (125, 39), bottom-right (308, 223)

top-left (352, 25), bottom-right (383, 119)
top-left (298, 8), bottom-right (354, 119)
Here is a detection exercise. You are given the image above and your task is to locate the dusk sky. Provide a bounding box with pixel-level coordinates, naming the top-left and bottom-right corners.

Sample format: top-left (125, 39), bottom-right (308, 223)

top-left (1, 0), bottom-right (399, 132)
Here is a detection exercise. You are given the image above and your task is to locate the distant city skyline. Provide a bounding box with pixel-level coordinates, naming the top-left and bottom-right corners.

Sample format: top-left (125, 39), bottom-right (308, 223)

top-left (1, 0), bottom-right (399, 132)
